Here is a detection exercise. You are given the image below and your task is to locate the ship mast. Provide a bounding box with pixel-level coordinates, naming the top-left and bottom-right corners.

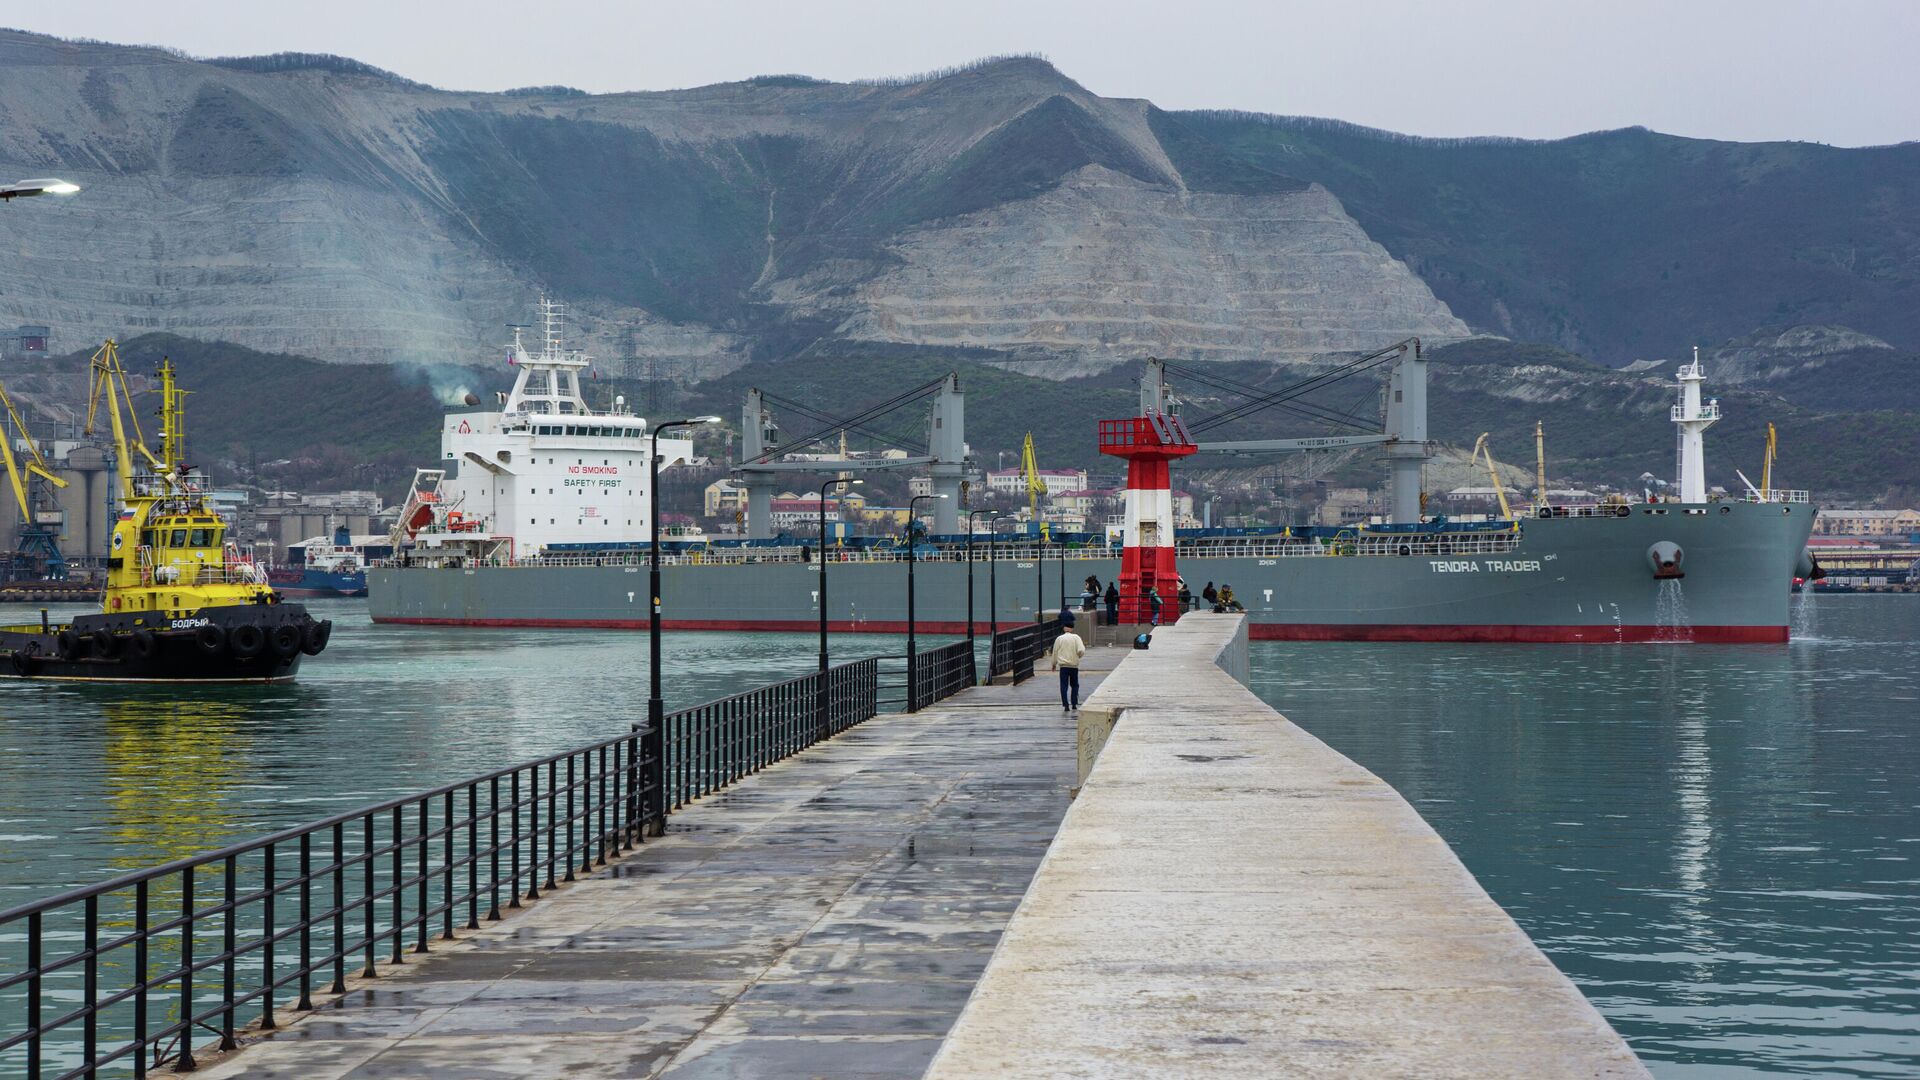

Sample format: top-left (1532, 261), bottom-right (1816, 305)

top-left (1672, 347), bottom-right (1720, 504)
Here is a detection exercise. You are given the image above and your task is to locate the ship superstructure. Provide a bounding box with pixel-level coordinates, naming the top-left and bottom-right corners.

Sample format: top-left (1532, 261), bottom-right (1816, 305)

top-left (401, 299), bottom-right (694, 561)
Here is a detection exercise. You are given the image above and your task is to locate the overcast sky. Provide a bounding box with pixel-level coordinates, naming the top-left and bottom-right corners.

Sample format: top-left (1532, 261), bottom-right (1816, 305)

top-left (18, 0), bottom-right (1917, 146)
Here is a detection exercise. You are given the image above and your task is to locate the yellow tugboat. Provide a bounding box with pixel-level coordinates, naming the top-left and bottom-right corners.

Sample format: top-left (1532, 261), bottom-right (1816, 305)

top-left (0, 342), bottom-right (331, 681)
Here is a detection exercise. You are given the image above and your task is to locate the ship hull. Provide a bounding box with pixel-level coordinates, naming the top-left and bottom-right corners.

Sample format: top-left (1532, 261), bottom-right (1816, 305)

top-left (368, 503), bottom-right (1817, 643)
top-left (0, 603), bottom-right (327, 683)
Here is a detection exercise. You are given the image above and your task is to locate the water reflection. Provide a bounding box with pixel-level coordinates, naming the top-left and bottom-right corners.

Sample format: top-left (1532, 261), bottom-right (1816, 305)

top-left (1247, 596), bottom-right (1920, 1077)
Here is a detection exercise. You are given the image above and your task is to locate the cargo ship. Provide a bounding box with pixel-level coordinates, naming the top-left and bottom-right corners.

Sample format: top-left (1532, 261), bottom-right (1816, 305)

top-left (266, 527), bottom-right (387, 598)
top-left (369, 322), bottom-right (1816, 643)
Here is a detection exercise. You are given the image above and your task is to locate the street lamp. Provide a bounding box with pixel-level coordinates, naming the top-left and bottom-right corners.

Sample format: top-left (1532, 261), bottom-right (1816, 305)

top-left (965, 509), bottom-right (996, 659)
top-left (645, 415), bottom-right (719, 831)
top-left (1, 178), bottom-right (80, 202)
top-left (817, 477), bottom-right (863, 674)
top-left (905, 493), bottom-right (948, 706)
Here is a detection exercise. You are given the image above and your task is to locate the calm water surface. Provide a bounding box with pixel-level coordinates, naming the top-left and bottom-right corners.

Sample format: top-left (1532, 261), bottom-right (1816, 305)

top-left (0, 600), bottom-right (922, 907)
top-left (1247, 593), bottom-right (1920, 1078)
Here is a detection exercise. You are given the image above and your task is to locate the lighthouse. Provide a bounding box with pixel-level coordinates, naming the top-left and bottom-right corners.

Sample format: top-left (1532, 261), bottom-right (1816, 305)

top-left (1672, 347), bottom-right (1720, 504)
top-left (1099, 377), bottom-right (1197, 625)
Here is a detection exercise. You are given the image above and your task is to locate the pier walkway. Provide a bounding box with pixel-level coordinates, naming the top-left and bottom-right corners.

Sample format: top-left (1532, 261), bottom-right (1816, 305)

top-left (200, 647), bottom-right (1121, 1080)
top-left (927, 615), bottom-right (1648, 1078)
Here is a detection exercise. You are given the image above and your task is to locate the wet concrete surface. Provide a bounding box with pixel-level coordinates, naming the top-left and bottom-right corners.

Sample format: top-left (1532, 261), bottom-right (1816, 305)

top-left (200, 647), bottom-right (1120, 1079)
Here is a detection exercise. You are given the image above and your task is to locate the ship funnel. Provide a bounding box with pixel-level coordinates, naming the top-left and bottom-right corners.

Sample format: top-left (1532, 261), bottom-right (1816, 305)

top-left (1647, 541), bottom-right (1685, 580)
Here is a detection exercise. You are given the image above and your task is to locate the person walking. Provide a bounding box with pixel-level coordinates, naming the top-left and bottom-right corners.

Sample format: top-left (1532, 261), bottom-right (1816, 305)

top-left (1104, 581), bottom-right (1120, 625)
top-left (1051, 613), bottom-right (1087, 711)
top-left (1147, 586), bottom-right (1163, 626)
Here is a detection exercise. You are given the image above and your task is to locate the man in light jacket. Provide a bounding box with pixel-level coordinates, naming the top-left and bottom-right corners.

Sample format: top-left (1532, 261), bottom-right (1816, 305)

top-left (1051, 613), bottom-right (1087, 711)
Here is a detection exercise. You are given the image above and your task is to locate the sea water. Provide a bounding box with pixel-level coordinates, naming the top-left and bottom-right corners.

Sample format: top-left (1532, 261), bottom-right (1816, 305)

top-left (1247, 595), bottom-right (1920, 1077)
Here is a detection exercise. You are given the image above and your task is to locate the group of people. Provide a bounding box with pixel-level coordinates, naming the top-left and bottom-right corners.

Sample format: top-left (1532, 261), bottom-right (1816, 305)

top-left (1075, 574), bottom-right (1243, 622)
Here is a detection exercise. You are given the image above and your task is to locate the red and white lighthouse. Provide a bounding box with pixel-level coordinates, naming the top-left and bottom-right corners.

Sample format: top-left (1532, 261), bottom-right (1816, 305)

top-left (1099, 411), bottom-right (1196, 624)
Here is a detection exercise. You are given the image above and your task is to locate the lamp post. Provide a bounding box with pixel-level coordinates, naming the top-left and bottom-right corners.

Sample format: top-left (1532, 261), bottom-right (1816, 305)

top-left (905, 493), bottom-right (947, 707)
top-left (645, 415), bottom-right (719, 833)
top-left (817, 477), bottom-right (862, 737)
top-left (965, 509), bottom-right (996, 656)
top-left (0, 178), bottom-right (80, 202)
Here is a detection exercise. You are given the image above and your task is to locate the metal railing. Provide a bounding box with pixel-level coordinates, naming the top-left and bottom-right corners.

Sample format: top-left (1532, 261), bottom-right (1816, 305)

top-left (1177, 532), bottom-right (1524, 559)
top-left (0, 653), bottom-right (921, 1080)
top-left (1742, 490), bottom-right (1811, 504)
top-left (909, 640), bottom-right (976, 712)
top-left (989, 617), bottom-right (1062, 683)
top-left (663, 657), bottom-right (878, 809)
top-left (0, 728), bottom-right (653, 1080)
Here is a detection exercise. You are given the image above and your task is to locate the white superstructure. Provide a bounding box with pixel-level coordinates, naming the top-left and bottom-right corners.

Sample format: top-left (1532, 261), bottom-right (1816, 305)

top-left (437, 299), bottom-right (693, 556)
top-left (1671, 347), bottom-right (1721, 504)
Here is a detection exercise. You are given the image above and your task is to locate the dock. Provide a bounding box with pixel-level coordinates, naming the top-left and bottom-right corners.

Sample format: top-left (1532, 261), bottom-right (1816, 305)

top-left (162, 617), bottom-right (1640, 1078)
top-left (195, 649), bottom-right (1122, 1079)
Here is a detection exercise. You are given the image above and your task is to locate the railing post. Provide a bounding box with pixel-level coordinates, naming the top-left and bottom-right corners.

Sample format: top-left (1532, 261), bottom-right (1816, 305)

top-left (566, 753), bottom-right (578, 881)
top-left (178, 866), bottom-right (197, 1071)
top-left (133, 884), bottom-right (148, 1079)
top-left (641, 702), bottom-right (666, 837)
top-left (298, 833), bottom-right (312, 1009)
top-left (220, 856), bottom-right (237, 1051)
top-left (465, 785), bottom-right (480, 931)
top-left (362, 814), bottom-right (377, 977)
top-left (391, 806), bottom-right (406, 963)
top-left (84, 894), bottom-right (99, 1065)
top-left (332, 821), bottom-right (349, 992)
top-left (443, 791), bottom-right (456, 940)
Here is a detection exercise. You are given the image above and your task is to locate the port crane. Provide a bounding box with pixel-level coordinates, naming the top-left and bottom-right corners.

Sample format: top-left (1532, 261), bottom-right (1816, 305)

top-left (1020, 433), bottom-right (1049, 540)
top-left (0, 380), bottom-right (72, 580)
top-left (1470, 433), bottom-right (1515, 520)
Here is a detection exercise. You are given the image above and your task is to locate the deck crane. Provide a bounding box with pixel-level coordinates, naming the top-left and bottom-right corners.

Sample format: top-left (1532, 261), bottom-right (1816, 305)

top-left (1470, 433), bottom-right (1515, 521)
top-left (0, 380), bottom-right (71, 580)
top-left (1020, 432), bottom-right (1048, 540)
top-left (1147, 339), bottom-right (1431, 523)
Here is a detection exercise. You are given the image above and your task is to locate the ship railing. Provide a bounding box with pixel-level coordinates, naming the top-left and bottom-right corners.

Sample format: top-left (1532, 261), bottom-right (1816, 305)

top-left (1742, 490), bottom-right (1811, 504)
top-left (0, 651), bottom-right (934, 1080)
top-left (1522, 504), bottom-right (1636, 519)
top-left (1177, 532), bottom-right (1524, 559)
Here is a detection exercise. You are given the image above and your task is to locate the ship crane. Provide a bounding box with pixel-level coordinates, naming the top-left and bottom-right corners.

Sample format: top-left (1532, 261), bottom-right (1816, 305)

top-left (1146, 339), bottom-right (1430, 524)
top-left (734, 373), bottom-right (967, 539)
top-left (0, 380), bottom-right (72, 581)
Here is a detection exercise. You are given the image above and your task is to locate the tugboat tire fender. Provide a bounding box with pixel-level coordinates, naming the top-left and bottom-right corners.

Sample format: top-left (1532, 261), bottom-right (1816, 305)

top-left (56, 629), bottom-right (83, 661)
top-left (129, 629), bottom-right (159, 660)
top-left (195, 623), bottom-right (228, 656)
top-left (9, 649), bottom-right (33, 677)
top-left (301, 620), bottom-right (332, 656)
top-left (91, 629), bottom-right (120, 659)
top-left (269, 624), bottom-right (302, 659)
top-left (228, 623), bottom-right (265, 659)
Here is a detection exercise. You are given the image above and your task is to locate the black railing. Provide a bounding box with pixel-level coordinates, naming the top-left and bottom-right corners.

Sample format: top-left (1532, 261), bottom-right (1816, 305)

top-left (909, 640), bottom-right (976, 712)
top-left (0, 728), bottom-right (653, 1080)
top-left (1, 655), bottom-right (908, 1080)
top-left (988, 616), bottom-right (1063, 683)
top-left (664, 657), bottom-right (879, 809)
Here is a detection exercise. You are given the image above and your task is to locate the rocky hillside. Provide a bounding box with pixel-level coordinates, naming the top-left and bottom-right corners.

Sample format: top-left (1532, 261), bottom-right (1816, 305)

top-left (0, 31), bottom-right (1463, 375)
top-left (1175, 113), bottom-right (1920, 363)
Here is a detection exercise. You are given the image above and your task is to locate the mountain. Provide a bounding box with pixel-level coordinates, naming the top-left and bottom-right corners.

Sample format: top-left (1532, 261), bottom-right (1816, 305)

top-left (0, 31), bottom-right (1463, 375)
top-left (1172, 113), bottom-right (1920, 364)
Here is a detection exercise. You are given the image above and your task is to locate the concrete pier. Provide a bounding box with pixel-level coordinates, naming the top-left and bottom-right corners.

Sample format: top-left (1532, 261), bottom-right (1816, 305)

top-left (926, 614), bottom-right (1648, 1078)
top-left (198, 647), bottom-right (1122, 1080)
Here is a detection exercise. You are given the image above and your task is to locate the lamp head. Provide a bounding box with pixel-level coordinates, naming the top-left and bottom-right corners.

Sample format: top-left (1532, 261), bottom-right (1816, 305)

top-left (692, 415), bottom-right (721, 424)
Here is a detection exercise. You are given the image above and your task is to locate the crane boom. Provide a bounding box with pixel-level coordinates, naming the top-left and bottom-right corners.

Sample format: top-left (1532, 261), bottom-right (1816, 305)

top-left (1471, 433), bottom-right (1514, 520)
top-left (1020, 433), bottom-right (1048, 541)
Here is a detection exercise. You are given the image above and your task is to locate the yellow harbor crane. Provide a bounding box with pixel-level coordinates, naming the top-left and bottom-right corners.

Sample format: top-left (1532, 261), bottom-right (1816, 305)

top-left (0, 380), bottom-right (72, 579)
top-left (1020, 432), bottom-right (1048, 541)
top-left (1470, 432), bottom-right (1514, 521)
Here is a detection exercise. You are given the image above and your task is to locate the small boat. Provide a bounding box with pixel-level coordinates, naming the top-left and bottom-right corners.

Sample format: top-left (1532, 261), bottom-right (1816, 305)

top-left (0, 343), bottom-right (331, 682)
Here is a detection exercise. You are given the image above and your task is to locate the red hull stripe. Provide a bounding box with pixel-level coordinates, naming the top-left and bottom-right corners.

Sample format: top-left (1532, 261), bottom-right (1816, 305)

top-left (373, 616), bottom-right (1786, 643)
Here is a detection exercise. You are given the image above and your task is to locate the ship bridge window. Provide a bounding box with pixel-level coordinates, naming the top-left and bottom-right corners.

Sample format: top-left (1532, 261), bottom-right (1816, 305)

top-left (169, 529), bottom-right (187, 547)
top-left (189, 528), bottom-right (212, 547)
